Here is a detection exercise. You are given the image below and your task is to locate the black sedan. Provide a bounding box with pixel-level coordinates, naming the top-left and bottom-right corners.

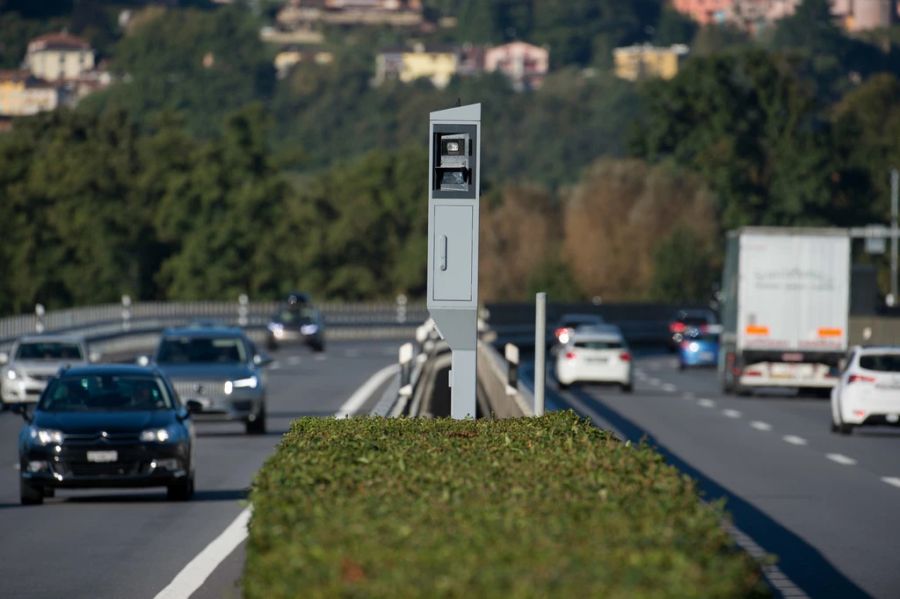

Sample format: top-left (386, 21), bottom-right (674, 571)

top-left (15, 364), bottom-right (197, 505)
top-left (265, 293), bottom-right (325, 352)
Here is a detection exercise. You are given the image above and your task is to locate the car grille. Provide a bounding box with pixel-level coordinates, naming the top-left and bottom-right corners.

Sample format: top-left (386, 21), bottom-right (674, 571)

top-left (172, 380), bottom-right (227, 402)
top-left (64, 432), bottom-right (141, 444)
top-left (65, 462), bottom-right (145, 477)
top-left (28, 373), bottom-right (55, 382)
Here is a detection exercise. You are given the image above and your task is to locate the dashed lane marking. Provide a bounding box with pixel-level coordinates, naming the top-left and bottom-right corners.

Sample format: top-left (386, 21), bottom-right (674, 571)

top-left (750, 421), bottom-right (772, 431)
top-left (783, 435), bottom-right (808, 446)
top-left (314, 354), bottom-right (327, 361)
top-left (826, 453), bottom-right (857, 466)
top-left (648, 378), bottom-right (661, 386)
top-left (697, 398), bottom-right (716, 408)
top-left (287, 355), bottom-right (302, 366)
top-left (269, 361), bottom-right (281, 370)
top-left (722, 409), bottom-right (742, 418)
top-left (681, 391), bottom-right (695, 400)
top-left (881, 477), bottom-right (900, 489)
top-left (662, 383), bottom-right (677, 393)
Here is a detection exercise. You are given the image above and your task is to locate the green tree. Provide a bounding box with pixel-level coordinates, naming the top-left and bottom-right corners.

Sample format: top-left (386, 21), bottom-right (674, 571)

top-left (650, 226), bottom-right (718, 303)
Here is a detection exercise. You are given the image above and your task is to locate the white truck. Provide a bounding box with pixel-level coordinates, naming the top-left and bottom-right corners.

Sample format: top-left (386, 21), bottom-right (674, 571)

top-left (719, 228), bottom-right (850, 395)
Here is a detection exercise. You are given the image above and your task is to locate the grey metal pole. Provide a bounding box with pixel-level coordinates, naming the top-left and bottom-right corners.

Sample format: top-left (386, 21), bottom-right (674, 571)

top-left (534, 292), bottom-right (546, 416)
top-left (892, 168), bottom-right (898, 303)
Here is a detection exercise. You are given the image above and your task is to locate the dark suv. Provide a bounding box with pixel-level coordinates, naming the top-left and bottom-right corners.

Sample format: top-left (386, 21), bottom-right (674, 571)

top-left (265, 292), bottom-right (325, 352)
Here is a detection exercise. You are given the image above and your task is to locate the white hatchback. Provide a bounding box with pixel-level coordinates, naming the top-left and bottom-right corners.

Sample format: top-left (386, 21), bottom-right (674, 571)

top-left (831, 346), bottom-right (900, 434)
top-left (555, 327), bottom-right (632, 392)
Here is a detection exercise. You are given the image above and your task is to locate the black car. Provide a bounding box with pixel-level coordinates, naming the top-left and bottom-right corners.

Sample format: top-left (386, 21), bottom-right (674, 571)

top-left (16, 364), bottom-right (197, 505)
top-left (667, 309), bottom-right (718, 351)
top-left (265, 292), bottom-right (325, 352)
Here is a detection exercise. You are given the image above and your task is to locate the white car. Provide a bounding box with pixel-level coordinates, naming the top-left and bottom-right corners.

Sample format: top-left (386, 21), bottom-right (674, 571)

top-left (831, 346), bottom-right (900, 435)
top-left (1, 335), bottom-right (91, 405)
top-left (555, 326), bottom-right (633, 392)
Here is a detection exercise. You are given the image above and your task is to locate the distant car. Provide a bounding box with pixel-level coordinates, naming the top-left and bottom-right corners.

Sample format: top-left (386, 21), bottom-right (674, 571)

top-left (555, 326), bottom-right (633, 392)
top-left (553, 313), bottom-right (606, 346)
top-left (265, 292), bottom-right (325, 352)
top-left (151, 325), bottom-right (270, 434)
top-left (1, 335), bottom-right (92, 406)
top-left (16, 364), bottom-right (197, 505)
top-left (668, 309), bottom-right (718, 351)
top-left (678, 327), bottom-right (721, 370)
top-left (831, 346), bottom-right (900, 435)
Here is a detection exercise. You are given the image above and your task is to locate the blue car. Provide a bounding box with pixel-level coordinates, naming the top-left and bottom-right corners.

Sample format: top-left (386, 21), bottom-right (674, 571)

top-left (678, 328), bottom-right (720, 370)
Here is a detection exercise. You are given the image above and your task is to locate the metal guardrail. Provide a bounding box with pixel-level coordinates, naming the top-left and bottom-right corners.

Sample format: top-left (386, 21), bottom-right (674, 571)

top-left (0, 298), bottom-right (429, 349)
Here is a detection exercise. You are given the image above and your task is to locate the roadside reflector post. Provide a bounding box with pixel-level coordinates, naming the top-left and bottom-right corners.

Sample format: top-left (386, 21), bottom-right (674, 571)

top-left (238, 293), bottom-right (249, 327)
top-left (505, 343), bottom-right (519, 393)
top-left (534, 292), bottom-right (546, 416)
top-left (34, 303), bottom-right (45, 334)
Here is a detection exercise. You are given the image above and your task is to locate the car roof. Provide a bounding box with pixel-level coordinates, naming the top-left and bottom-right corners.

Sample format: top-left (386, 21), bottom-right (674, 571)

top-left (677, 309), bottom-right (714, 318)
top-left (17, 334), bottom-right (86, 344)
top-left (855, 346), bottom-right (900, 354)
top-left (58, 364), bottom-right (161, 377)
top-left (161, 325), bottom-right (246, 337)
top-left (558, 313), bottom-right (603, 323)
top-left (571, 325), bottom-right (623, 342)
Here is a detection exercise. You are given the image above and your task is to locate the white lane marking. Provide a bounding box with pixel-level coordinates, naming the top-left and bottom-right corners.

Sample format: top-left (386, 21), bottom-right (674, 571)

top-left (826, 453), bottom-right (857, 466)
top-left (269, 361), bottom-right (281, 370)
top-left (750, 421), bottom-right (772, 431)
top-left (881, 477), bottom-right (900, 489)
top-left (155, 362), bottom-right (397, 599)
top-left (154, 508), bottom-right (252, 599)
top-left (722, 521), bottom-right (809, 598)
top-left (648, 378), bottom-right (661, 386)
top-left (662, 383), bottom-right (677, 393)
top-left (649, 362), bottom-right (661, 371)
top-left (697, 398), bottom-right (716, 408)
top-left (334, 363), bottom-right (399, 419)
top-left (314, 354), bottom-right (327, 361)
top-left (681, 391), bottom-right (695, 400)
top-left (287, 355), bottom-right (302, 366)
top-left (783, 435), bottom-right (807, 446)
top-left (722, 409), bottom-right (742, 419)
top-left (344, 349), bottom-right (361, 358)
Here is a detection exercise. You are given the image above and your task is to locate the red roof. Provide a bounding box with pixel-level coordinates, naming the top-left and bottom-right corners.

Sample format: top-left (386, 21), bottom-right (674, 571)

top-left (28, 32), bottom-right (91, 52)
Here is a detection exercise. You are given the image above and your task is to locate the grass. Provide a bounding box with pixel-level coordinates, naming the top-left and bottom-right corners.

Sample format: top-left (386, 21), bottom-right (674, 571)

top-left (244, 411), bottom-right (768, 598)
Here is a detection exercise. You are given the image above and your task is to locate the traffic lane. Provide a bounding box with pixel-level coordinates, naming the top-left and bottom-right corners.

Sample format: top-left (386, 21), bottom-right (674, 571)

top-left (636, 356), bottom-right (900, 478)
top-left (0, 340), bottom-right (398, 599)
top-left (555, 359), bottom-right (898, 599)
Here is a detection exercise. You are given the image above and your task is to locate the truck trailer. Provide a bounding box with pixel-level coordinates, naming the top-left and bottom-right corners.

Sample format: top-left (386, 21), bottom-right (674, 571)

top-left (719, 228), bottom-right (850, 395)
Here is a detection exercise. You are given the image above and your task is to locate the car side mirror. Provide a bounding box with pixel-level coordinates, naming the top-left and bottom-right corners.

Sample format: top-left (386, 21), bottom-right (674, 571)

top-left (0, 352), bottom-right (8, 365)
top-left (136, 355), bottom-right (150, 367)
top-left (838, 358), bottom-right (847, 372)
top-left (253, 353), bottom-right (273, 367)
top-left (11, 403), bottom-right (33, 423)
top-left (185, 399), bottom-right (203, 414)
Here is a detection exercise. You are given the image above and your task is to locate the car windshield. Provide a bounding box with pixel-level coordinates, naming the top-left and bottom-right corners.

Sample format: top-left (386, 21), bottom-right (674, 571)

top-left (157, 336), bottom-right (246, 364)
top-left (574, 340), bottom-right (622, 349)
top-left (681, 316), bottom-right (711, 326)
top-left (15, 342), bottom-right (83, 361)
top-left (859, 354), bottom-right (900, 372)
top-left (686, 333), bottom-right (719, 342)
top-left (562, 316), bottom-right (603, 328)
top-left (40, 375), bottom-right (173, 411)
top-left (276, 308), bottom-right (315, 324)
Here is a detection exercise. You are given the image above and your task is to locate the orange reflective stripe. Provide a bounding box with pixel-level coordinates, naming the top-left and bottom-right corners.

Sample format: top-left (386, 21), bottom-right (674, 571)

top-left (745, 325), bottom-right (769, 335)
top-left (818, 328), bottom-right (843, 338)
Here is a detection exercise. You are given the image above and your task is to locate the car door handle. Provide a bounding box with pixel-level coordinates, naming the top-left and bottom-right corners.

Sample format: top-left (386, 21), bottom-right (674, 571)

top-left (440, 235), bottom-right (448, 271)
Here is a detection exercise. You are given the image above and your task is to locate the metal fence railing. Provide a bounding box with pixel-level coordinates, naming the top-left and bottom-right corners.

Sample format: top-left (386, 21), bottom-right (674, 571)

top-left (0, 298), bottom-right (429, 347)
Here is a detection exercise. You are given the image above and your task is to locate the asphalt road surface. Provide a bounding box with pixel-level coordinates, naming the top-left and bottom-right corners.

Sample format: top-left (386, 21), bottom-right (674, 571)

top-left (0, 340), bottom-right (398, 599)
top-left (523, 353), bottom-right (900, 599)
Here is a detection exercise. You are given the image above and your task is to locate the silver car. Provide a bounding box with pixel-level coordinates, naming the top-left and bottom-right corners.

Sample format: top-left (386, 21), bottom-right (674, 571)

top-left (151, 326), bottom-right (271, 434)
top-left (1, 335), bottom-right (92, 405)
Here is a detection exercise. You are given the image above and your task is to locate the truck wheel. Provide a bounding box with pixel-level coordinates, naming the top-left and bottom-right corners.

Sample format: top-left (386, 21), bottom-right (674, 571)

top-left (620, 382), bottom-right (633, 393)
top-left (837, 422), bottom-right (854, 435)
top-left (246, 402), bottom-right (267, 435)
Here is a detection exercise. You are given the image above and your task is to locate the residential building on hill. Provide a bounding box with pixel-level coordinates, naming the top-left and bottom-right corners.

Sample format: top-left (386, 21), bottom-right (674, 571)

top-left (613, 44), bottom-right (689, 81)
top-left (484, 42), bottom-right (549, 91)
top-left (25, 32), bottom-right (95, 82)
top-left (277, 0), bottom-right (424, 29)
top-left (0, 70), bottom-right (62, 116)
top-left (675, 0), bottom-right (895, 32)
top-left (373, 43), bottom-right (457, 88)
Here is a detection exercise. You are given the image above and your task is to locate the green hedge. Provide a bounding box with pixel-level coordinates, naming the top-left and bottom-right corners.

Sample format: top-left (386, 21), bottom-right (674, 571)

top-left (244, 412), bottom-right (768, 598)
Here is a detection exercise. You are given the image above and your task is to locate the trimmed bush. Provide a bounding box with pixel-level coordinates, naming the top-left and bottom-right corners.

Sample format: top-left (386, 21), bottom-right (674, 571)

top-left (244, 412), bottom-right (768, 598)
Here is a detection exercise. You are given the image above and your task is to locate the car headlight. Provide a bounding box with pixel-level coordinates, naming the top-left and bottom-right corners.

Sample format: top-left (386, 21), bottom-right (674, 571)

top-left (224, 376), bottom-right (258, 395)
top-left (29, 427), bottom-right (64, 445)
top-left (140, 428), bottom-right (171, 442)
top-left (267, 322), bottom-right (284, 332)
top-left (300, 324), bottom-right (319, 335)
top-left (6, 367), bottom-right (19, 381)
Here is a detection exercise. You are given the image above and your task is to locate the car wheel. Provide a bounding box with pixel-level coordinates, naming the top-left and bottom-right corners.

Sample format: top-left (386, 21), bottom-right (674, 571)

top-left (167, 474), bottom-right (194, 501)
top-left (20, 477), bottom-right (43, 505)
top-left (838, 422), bottom-right (854, 435)
top-left (678, 362), bottom-right (685, 372)
top-left (621, 382), bottom-right (633, 393)
top-left (246, 402), bottom-right (267, 435)
top-left (266, 338), bottom-right (278, 351)
top-left (310, 340), bottom-right (325, 353)
top-left (558, 381), bottom-right (570, 390)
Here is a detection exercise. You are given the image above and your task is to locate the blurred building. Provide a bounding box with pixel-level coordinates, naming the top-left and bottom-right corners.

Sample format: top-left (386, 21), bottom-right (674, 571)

top-left (484, 42), bottom-right (549, 91)
top-left (0, 70), bottom-right (62, 117)
top-left (25, 32), bottom-right (95, 82)
top-left (613, 44), bottom-right (690, 81)
top-left (373, 43), bottom-right (458, 88)
top-left (678, 0), bottom-right (895, 32)
top-left (274, 47), bottom-right (335, 78)
top-left (672, 0), bottom-right (733, 24)
top-left (277, 0), bottom-right (423, 29)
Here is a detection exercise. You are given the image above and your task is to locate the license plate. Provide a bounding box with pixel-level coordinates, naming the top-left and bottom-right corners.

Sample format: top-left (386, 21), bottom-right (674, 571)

top-left (86, 450), bottom-right (117, 463)
top-left (699, 352), bottom-right (714, 360)
top-left (587, 358), bottom-right (608, 363)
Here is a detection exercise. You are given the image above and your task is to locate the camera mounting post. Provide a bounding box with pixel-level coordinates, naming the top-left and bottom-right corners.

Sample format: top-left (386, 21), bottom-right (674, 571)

top-left (426, 103), bottom-right (481, 419)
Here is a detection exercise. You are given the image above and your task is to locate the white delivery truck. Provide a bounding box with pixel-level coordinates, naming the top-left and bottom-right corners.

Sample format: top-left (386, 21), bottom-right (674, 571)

top-left (719, 228), bottom-right (850, 395)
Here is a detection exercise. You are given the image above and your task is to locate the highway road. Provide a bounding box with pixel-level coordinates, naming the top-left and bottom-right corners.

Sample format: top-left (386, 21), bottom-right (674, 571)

top-left (524, 354), bottom-right (900, 599)
top-left (0, 340), bottom-right (397, 599)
